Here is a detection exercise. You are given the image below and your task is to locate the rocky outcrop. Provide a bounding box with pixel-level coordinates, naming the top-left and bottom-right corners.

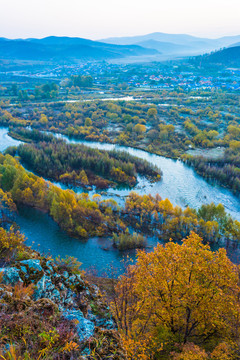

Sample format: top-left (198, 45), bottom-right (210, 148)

top-left (0, 257), bottom-right (126, 359)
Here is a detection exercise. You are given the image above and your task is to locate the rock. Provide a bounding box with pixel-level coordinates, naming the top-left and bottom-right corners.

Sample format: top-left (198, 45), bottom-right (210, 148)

top-left (33, 274), bottom-right (52, 300)
top-left (81, 347), bottom-right (91, 356)
top-left (46, 260), bottom-right (54, 273)
top-left (68, 275), bottom-right (77, 285)
top-left (59, 282), bottom-right (65, 291)
top-left (62, 309), bottom-right (95, 341)
top-left (50, 289), bottom-right (61, 302)
top-left (0, 267), bottom-right (22, 286)
top-left (33, 274), bottom-right (76, 307)
top-left (87, 310), bottom-right (115, 330)
top-left (75, 274), bottom-right (82, 282)
top-left (17, 259), bottom-right (44, 284)
top-left (52, 273), bottom-right (61, 279)
top-left (63, 271), bottom-right (69, 279)
top-left (0, 259), bottom-right (117, 348)
top-left (20, 259), bottom-right (42, 272)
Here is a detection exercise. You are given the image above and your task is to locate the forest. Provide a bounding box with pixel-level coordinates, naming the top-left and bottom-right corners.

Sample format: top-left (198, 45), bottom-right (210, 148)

top-left (0, 89), bottom-right (239, 189)
top-left (0, 154), bottom-right (124, 238)
top-left (0, 153), bottom-right (239, 249)
top-left (123, 192), bottom-right (240, 243)
top-left (10, 129), bottom-right (161, 189)
top-left (0, 79), bottom-right (240, 359)
top-left (182, 126), bottom-right (240, 194)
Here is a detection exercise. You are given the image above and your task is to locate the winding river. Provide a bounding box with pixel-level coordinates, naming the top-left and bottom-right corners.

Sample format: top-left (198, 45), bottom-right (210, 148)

top-left (54, 133), bottom-right (240, 221)
top-left (0, 126), bottom-right (240, 274)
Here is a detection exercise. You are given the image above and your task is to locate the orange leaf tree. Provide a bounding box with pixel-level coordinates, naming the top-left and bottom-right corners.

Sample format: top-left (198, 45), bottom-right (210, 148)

top-left (111, 232), bottom-right (240, 359)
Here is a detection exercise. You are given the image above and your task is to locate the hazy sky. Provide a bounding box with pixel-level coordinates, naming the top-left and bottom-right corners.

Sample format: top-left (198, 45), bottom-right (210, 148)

top-left (1, 0), bottom-right (240, 39)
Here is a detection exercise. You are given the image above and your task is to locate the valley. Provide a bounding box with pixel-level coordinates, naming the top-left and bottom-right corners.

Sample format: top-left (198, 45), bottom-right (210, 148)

top-left (0, 36), bottom-right (240, 359)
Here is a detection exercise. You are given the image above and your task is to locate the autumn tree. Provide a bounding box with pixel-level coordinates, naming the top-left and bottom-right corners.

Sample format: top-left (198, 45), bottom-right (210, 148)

top-left (84, 117), bottom-right (92, 127)
top-left (79, 170), bottom-right (89, 185)
top-left (134, 123), bottom-right (146, 134)
top-left (111, 232), bottom-right (240, 359)
top-left (147, 107), bottom-right (157, 118)
top-left (39, 114), bottom-right (48, 125)
top-left (0, 226), bottom-right (25, 259)
top-left (0, 189), bottom-right (16, 227)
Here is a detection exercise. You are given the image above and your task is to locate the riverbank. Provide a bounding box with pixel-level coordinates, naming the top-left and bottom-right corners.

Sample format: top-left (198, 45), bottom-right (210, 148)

top-left (1, 126), bottom-right (240, 276)
top-left (1, 126), bottom-right (240, 220)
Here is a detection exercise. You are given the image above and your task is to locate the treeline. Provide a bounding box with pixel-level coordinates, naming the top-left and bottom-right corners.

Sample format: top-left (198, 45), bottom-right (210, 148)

top-left (184, 119), bottom-right (219, 148)
top-left (123, 192), bottom-right (240, 242)
top-left (18, 83), bottom-right (59, 101)
top-left (0, 99), bottom-right (188, 158)
top-left (70, 75), bottom-right (93, 88)
top-left (11, 129), bottom-right (161, 188)
top-left (1, 89), bottom-right (240, 164)
top-left (33, 83), bottom-right (59, 100)
top-left (182, 146), bottom-right (240, 194)
top-left (0, 155), bottom-right (239, 247)
top-left (0, 154), bottom-right (123, 238)
top-left (9, 127), bottom-right (55, 143)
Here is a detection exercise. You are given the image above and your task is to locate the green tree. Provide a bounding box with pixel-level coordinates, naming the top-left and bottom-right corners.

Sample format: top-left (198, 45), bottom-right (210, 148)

top-left (84, 117), bottom-right (92, 127)
top-left (147, 107), bottom-right (157, 118)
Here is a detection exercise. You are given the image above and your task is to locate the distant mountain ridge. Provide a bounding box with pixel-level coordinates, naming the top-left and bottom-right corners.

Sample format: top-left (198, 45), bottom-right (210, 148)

top-left (99, 32), bottom-right (240, 55)
top-left (134, 39), bottom-right (191, 53)
top-left (0, 36), bottom-right (158, 62)
top-left (229, 42), bottom-right (240, 48)
top-left (1, 33), bottom-right (240, 63)
top-left (99, 32), bottom-right (212, 45)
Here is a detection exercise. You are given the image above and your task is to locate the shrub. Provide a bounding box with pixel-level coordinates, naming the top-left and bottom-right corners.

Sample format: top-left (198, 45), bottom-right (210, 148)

top-left (112, 231), bottom-right (146, 250)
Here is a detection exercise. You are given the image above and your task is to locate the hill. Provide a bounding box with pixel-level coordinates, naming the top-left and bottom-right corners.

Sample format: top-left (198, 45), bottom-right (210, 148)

top-left (99, 32), bottom-right (213, 45)
top-left (99, 32), bottom-right (240, 56)
top-left (229, 42), bottom-right (240, 47)
top-left (135, 39), bottom-right (190, 53)
top-left (218, 35), bottom-right (240, 46)
top-left (0, 36), bottom-right (158, 62)
top-left (193, 46), bottom-right (240, 67)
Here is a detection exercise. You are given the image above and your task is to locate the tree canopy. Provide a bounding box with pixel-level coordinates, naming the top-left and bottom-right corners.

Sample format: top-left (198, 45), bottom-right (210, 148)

top-left (112, 232), bottom-right (240, 359)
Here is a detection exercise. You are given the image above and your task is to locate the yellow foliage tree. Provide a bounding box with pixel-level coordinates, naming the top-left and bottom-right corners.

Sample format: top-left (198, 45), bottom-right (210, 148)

top-left (111, 232), bottom-right (240, 359)
top-left (134, 123), bottom-right (146, 134)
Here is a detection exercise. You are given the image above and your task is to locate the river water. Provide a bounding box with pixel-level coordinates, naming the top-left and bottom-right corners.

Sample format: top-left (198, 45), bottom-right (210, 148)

top-left (0, 126), bottom-right (240, 274)
top-left (54, 133), bottom-right (240, 221)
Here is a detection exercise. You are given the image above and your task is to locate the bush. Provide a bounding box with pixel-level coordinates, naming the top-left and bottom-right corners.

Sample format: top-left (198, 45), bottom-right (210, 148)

top-left (112, 231), bottom-right (146, 250)
top-left (55, 255), bottom-right (83, 275)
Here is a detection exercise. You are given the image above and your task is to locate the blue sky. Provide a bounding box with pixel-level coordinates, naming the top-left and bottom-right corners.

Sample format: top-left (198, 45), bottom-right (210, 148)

top-left (1, 0), bottom-right (240, 39)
